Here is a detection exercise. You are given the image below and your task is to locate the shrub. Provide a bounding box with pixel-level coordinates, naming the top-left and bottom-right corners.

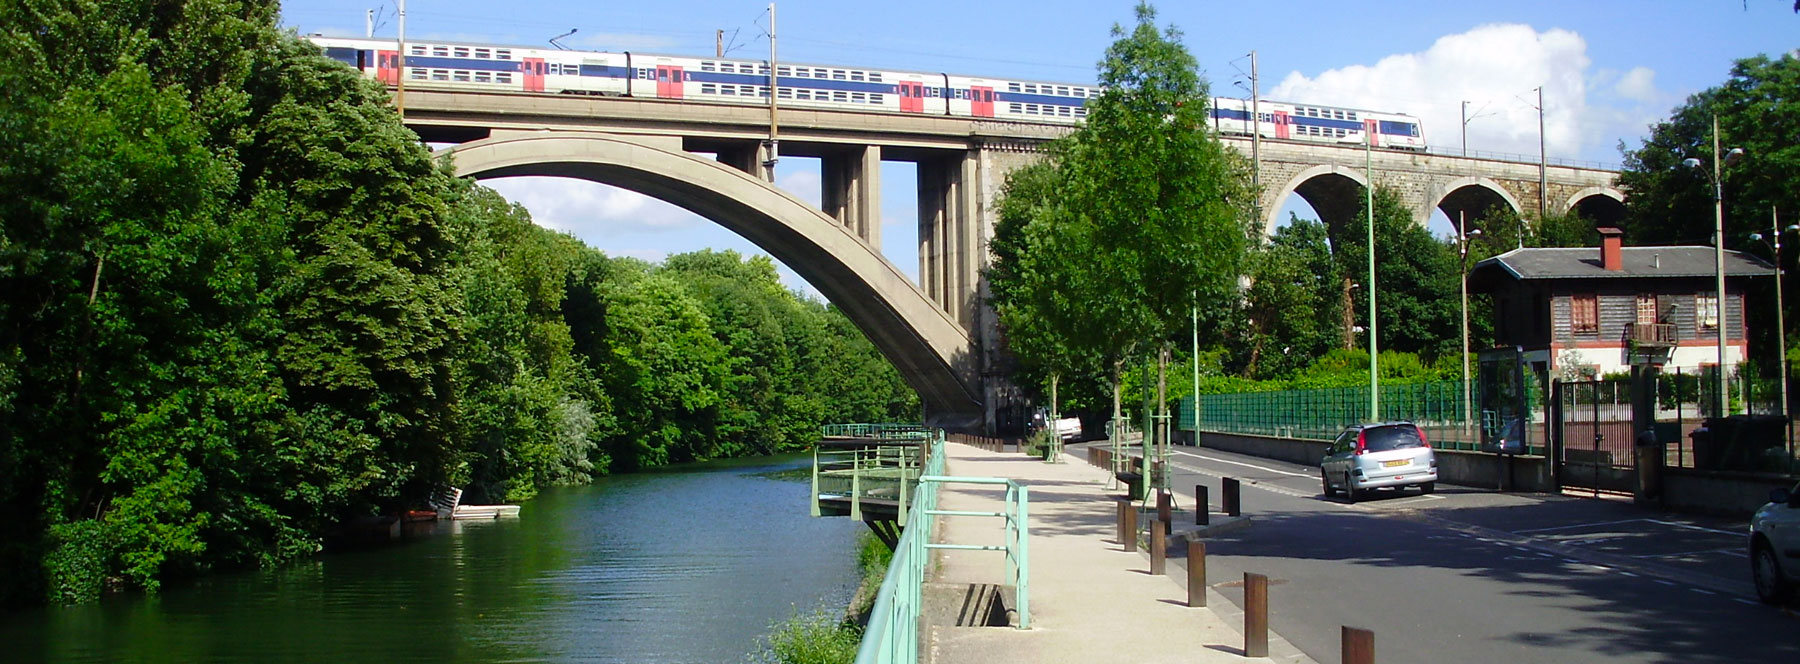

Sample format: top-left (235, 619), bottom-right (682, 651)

top-left (43, 520), bottom-right (115, 605)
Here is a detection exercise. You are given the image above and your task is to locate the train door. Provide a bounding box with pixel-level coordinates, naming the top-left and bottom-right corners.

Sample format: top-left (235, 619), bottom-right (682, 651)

top-left (656, 65), bottom-right (685, 99)
top-left (1273, 110), bottom-right (1291, 139)
top-left (522, 57), bottom-right (546, 92)
top-left (376, 50), bottom-right (399, 85)
top-left (971, 86), bottom-right (994, 117)
top-left (898, 81), bottom-right (925, 113)
top-left (1363, 118), bottom-right (1380, 147)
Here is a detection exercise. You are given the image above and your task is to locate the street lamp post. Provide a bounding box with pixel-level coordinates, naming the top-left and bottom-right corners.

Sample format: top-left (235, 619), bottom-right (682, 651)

top-left (1749, 208), bottom-right (1796, 418)
top-left (1683, 113), bottom-right (1744, 416)
top-left (1459, 216), bottom-right (1484, 436)
top-left (1366, 124), bottom-right (1379, 421)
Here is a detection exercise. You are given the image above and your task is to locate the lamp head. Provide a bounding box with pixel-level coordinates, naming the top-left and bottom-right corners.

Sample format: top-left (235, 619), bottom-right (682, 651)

top-left (1681, 157), bottom-right (1703, 169)
top-left (1786, 225), bottom-right (1800, 233)
top-left (1752, 233), bottom-right (1765, 242)
top-left (1724, 148), bottom-right (1745, 168)
top-left (1468, 228), bottom-right (1484, 237)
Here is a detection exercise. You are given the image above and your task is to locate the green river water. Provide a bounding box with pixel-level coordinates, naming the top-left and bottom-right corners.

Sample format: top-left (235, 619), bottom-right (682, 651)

top-left (4, 454), bottom-right (865, 663)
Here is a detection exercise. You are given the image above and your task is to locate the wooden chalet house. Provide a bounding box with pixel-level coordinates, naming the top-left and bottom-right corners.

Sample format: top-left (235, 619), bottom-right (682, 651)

top-left (1468, 227), bottom-right (1776, 380)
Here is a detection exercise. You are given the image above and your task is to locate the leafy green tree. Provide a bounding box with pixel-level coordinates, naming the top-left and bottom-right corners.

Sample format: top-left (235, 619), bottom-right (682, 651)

top-left (988, 2), bottom-right (1256, 422)
top-left (1242, 216), bottom-right (1340, 378)
top-left (597, 273), bottom-right (727, 470)
top-left (1331, 188), bottom-right (1461, 358)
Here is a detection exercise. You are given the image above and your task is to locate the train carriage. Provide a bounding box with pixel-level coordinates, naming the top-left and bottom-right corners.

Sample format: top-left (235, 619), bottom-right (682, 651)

top-left (308, 35), bottom-right (1424, 151)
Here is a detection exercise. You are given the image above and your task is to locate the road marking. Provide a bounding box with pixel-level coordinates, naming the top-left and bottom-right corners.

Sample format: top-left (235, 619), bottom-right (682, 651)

top-left (1630, 548), bottom-right (1747, 559)
top-left (1653, 579), bottom-right (1678, 586)
top-left (1376, 495), bottom-right (1445, 507)
top-left (1171, 450), bottom-right (1315, 478)
top-left (1512, 518), bottom-right (1652, 534)
top-left (1618, 571), bottom-right (1638, 578)
top-left (1586, 565), bottom-right (1613, 572)
top-left (1645, 519), bottom-right (1746, 538)
top-left (1734, 598), bottom-right (1759, 606)
top-left (1690, 588), bottom-right (1716, 596)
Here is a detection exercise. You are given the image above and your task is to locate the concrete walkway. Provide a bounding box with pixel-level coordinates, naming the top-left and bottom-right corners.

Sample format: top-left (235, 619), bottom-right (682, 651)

top-left (924, 442), bottom-right (1316, 664)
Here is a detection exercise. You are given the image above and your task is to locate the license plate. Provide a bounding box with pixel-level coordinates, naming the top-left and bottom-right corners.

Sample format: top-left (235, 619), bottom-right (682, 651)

top-left (1382, 459), bottom-right (1409, 468)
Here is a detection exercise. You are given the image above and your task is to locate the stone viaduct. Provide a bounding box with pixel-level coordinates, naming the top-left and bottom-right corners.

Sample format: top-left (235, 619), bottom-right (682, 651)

top-left (408, 89), bottom-right (1622, 432)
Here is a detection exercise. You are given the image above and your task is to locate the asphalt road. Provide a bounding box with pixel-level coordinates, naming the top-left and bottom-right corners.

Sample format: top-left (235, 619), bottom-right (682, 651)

top-left (1073, 442), bottom-right (1800, 664)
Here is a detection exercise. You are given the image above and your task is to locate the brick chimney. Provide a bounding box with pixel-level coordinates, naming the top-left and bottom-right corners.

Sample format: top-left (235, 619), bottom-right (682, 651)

top-left (1598, 227), bottom-right (1624, 271)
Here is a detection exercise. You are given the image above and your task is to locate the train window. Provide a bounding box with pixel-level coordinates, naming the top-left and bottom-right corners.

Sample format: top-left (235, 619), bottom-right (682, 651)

top-left (701, 62), bottom-right (715, 72)
top-left (475, 49), bottom-right (490, 59)
top-left (453, 71), bottom-right (470, 82)
top-left (777, 66), bottom-right (791, 76)
top-left (454, 47), bottom-right (469, 58)
top-left (1009, 102), bottom-right (1022, 113)
top-left (759, 65), bottom-right (770, 75)
top-left (496, 49), bottom-right (511, 60)
top-left (778, 88), bottom-right (793, 99)
top-left (1056, 86), bottom-right (1068, 96)
top-left (409, 69), bottom-right (426, 80)
top-left (1059, 106), bottom-right (1071, 116)
top-left (432, 46), bottom-right (448, 57)
top-left (796, 90), bottom-right (811, 100)
top-left (431, 70), bottom-right (448, 81)
top-left (701, 83), bottom-right (716, 94)
top-left (833, 70), bottom-right (846, 80)
top-left (496, 73), bottom-right (512, 83)
top-left (869, 94), bottom-right (883, 104)
top-left (475, 72), bottom-right (491, 83)
top-left (852, 92), bottom-right (865, 102)
top-left (831, 91), bottom-right (845, 102)
top-left (410, 45), bottom-right (426, 56)
top-left (1075, 107), bottom-right (1087, 117)
top-left (851, 71), bottom-right (864, 81)
top-left (869, 73), bottom-right (882, 82)
top-left (1348, 112), bottom-right (1357, 121)
top-left (1008, 82), bottom-right (1021, 92)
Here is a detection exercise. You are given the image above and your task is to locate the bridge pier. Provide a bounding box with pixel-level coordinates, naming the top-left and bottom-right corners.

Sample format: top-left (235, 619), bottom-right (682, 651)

top-left (821, 145), bottom-right (882, 250)
top-left (918, 153), bottom-right (980, 330)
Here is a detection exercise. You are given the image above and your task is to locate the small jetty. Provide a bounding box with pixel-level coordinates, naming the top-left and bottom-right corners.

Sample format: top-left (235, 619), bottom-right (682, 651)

top-left (429, 487), bottom-right (522, 520)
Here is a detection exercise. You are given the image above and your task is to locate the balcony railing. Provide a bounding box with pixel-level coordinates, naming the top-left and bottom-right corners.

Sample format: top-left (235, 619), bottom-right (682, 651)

top-left (1627, 322), bottom-right (1678, 348)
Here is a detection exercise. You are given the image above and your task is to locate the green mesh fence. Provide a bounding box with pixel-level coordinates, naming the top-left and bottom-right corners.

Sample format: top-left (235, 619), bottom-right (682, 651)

top-left (1180, 380), bottom-right (1487, 451)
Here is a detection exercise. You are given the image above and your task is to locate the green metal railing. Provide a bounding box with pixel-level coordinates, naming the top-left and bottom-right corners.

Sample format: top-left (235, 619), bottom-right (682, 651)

top-left (854, 439), bottom-right (1032, 664)
top-left (822, 423), bottom-right (934, 440)
top-left (811, 441), bottom-right (927, 520)
top-left (1182, 380), bottom-right (1499, 451)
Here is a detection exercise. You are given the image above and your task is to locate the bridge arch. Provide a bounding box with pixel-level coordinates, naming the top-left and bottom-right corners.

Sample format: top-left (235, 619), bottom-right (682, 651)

top-left (1562, 186), bottom-right (1628, 228)
top-left (1426, 176), bottom-right (1524, 232)
top-left (442, 132), bottom-right (982, 426)
top-left (1265, 164), bottom-right (1370, 239)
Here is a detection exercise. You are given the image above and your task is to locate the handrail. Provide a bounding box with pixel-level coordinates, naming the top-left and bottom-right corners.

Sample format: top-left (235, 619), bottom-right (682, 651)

top-left (852, 435), bottom-right (1034, 664)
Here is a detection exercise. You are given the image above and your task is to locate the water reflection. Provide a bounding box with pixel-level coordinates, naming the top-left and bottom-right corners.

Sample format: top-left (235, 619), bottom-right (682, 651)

top-left (9, 454), bottom-right (863, 663)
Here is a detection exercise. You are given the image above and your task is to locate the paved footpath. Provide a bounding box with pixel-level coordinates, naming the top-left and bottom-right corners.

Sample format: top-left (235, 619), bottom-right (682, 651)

top-left (925, 442), bottom-right (1317, 664)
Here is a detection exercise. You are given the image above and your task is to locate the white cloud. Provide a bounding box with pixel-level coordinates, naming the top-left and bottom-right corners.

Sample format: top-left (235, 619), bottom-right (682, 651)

top-left (1268, 23), bottom-right (1661, 164)
top-left (480, 176), bottom-right (704, 238)
top-left (777, 169), bottom-right (823, 207)
top-left (1613, 67), bottom-right (1658, 103)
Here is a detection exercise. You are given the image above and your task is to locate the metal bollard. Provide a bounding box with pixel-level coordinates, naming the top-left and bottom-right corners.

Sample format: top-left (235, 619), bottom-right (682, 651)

top-left (1342, 626), bottom-right (1375, 664)
top-left (1157, 489), bottom-right (1172, 535)
top-left (1150, 521), bottom-right (1166, 574)
top-left (1196, 484), bottom-right (1210, 526)
top-left (1123, 501), bottom-right (1138, 553)
top-left (1223, 477), bottom-right (1241, 517)
top-left (1187, 540), bottom-right (1206, 607)
top-left (1244, 572), bottom-right (1269, 657)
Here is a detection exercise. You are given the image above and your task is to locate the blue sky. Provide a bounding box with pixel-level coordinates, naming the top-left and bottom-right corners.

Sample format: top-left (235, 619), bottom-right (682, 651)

top-left (280, 1), bottom-right (1800, 296)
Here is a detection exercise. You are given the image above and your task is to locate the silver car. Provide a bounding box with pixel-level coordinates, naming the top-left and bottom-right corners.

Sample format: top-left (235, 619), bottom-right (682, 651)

top-left (1750, 480), bottom-right (1800, 604)
top-left (1321, 422), bottom-right (1438, 503)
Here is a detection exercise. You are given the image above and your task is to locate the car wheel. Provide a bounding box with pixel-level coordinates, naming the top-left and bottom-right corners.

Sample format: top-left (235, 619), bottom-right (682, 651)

top-left (1322, 472), bottom-right (1337, 498)
top-left (1419, 482), bottom-right (1435, 495)
top-left (1752, 541), bottom-right (1794, 604)
top-left (1344, 475), bottom-right (1360, 504)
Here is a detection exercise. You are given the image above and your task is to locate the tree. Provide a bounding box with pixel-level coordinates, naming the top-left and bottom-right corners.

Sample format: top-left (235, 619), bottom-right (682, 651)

top-left (987, 2), bottom-right (1256, 424)
top-left (1331, 188), bottom-right (1461, 359)
top-left (1242, 216), bottom-right (1340, 378)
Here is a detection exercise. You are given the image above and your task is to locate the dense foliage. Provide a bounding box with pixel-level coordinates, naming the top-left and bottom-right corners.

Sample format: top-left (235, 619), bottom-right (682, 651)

top-left (987, 2), bottom-right (1256, 415)
top-left (0, 0), bottom-right (915, 607)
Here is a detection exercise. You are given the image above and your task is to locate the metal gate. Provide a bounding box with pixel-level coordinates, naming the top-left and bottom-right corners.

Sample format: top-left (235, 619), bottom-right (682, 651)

top-left (1552, 379), bottom-right (1637, 495)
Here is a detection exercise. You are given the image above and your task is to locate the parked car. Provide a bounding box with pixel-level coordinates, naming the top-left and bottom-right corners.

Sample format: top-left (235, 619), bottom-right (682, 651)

top-left (1320, 422), bottom-right (1439, 503)
top-left (1750, 480), bottom-right (1800, 604)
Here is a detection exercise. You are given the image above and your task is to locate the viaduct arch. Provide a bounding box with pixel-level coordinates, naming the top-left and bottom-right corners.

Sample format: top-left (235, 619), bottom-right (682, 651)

top-left (442, 132), bottom-right (984, 428)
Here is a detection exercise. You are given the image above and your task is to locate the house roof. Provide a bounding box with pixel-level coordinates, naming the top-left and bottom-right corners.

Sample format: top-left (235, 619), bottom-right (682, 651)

top-left (1470, 246), bottom-right (1776, 282)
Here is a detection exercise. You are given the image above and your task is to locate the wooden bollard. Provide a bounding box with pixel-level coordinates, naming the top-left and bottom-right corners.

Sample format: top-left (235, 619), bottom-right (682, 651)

top-left (1223, 477), bottom-right (1242, 517)
top-left (1150, 521), bottom-right (1166, 574)
top-left (1156, 489), bottom-right (1172, 535)
top-left (1116, 499), bottom-right (1128, 545)
top-left (1196, 484), bottom-right (1210, 525)
top-left (1342, 626), bottom-right (1375, 664)
top-left (1123, 501), bottom-right (1138, 553)
top-left (1187, 540), bottom-right (1206, 607)
top-left (1244, 572), bottom-right (1269, 657)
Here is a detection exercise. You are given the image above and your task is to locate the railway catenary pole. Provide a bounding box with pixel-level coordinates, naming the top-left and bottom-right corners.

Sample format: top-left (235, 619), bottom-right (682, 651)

top-left (1366, 128), bottom-right (1379, 421)
top-left (764, 3), bottom-right (779, 182)
top-left (396, 0), bottom-right (406, 118)
top-left (1250, 51), bottom-right (1260, 208)
top-left (1536, 86), bottom-right (1546, 220)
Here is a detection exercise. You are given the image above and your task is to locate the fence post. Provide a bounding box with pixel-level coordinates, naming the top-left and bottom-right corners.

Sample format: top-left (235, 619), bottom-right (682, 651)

top-left (1123, 500), bottom-right (1138, 553)
top-left (1342, 626), bottom-right (1374, 664)
top-left (1157, 489), bottom-right (1172, 535)
top-left (1187, 540), bottom-right (1206, 607)
top-left (1150, 520), bottom-right (1166, 575)
top-left (1244, 572), bottom-right (1269, 657)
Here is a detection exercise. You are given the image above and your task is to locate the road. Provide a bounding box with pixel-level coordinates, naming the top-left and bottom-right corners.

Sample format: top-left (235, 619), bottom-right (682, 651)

top-left (1071, 441), bottom-right (1800, 664)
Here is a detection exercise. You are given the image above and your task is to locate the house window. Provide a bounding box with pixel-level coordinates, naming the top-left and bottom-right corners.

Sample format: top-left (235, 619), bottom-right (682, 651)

top-left (1572, 294), bottom-right (1598, 333)
top-left (1697, 293), bottom-right (1720, 330)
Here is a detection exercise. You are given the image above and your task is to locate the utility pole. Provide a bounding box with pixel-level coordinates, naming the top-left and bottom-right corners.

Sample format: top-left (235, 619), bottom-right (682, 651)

top-left (1461, 100), bottom-right (1468, 157)
top-left (1536, 86), bottom-right (1546, 220)
top-left (1250, 51), bottom-right (1261, 208)
top-left (763, 3), bottom-right (780, 182)
top-left (396, 0), bottom-right (406, 118)
top-left (1366, 128), bottom-right (1379, 421)
top-left (366, 9), bottom-right (374, 38)
top-left (716, 29), bottom-right (724, 58)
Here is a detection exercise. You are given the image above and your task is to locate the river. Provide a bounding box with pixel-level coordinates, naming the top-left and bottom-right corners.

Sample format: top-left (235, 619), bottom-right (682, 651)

top-left (6, 454), bottom-right (865, 663)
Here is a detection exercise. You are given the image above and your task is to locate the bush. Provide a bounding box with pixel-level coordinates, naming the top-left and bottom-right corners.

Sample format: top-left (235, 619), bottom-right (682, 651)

top-left (755, 609), bottom-right (862, 664)
top-left (43, 520), bottom-right (115, 605)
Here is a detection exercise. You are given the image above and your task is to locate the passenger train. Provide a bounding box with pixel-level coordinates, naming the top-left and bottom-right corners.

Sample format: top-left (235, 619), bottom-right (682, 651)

top-left (308, 36), bottom-right (1427, 151)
